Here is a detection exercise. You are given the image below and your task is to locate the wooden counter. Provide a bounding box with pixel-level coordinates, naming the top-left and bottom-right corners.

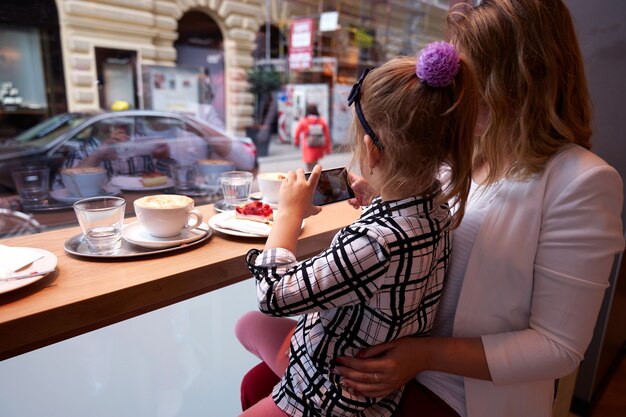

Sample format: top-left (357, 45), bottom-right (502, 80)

top-left (0, 202), bottom-right (360, 361)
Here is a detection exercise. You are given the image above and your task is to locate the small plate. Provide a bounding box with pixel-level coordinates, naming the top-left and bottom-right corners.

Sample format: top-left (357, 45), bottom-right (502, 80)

top-left (110, 175), bottom-right (175, 191)
top-left (209, 211), bottom-right (304, 238)
top-left (64, 227), bottom-right (213, 259)
top-left (50, 186), bottom-right (121, 203)
top-left (122, 221), bottom-right (209, 249)
top-left (0, 248), bottom-right (57, 295)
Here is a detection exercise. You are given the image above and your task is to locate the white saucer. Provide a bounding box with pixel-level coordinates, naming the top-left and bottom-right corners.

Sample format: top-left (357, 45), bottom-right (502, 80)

top-left (121, 221), bottom-right (209, 249)
top-left (0, 248), bottom-right (57, 295)
top-left (110, 175), bottom-right (175, 191)
top-left (208, 211), bottom-right (303, 238)
top-left (50, 186), bottom-right (121, 203)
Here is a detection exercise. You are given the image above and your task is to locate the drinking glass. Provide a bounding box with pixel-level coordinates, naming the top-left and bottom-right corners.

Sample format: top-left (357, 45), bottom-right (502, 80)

top-left (170, 164), bottom-right (197, 193)
top-left (11, 166), bottom-right (50, 206)
top-left (219, 171), bottom-right (253, 209)
top-left (73, 196), bottom-right (126, 254)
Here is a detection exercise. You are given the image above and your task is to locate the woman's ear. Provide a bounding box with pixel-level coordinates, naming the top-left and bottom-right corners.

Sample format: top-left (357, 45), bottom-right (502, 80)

top-left (364, 135), bottom-right (381, 170)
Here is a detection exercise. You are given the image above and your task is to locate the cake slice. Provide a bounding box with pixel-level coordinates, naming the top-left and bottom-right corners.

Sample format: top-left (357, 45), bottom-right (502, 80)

top-left (141, 171), bottom-right (168, 187)
top-left (235, 201), bottom-right (273, 224)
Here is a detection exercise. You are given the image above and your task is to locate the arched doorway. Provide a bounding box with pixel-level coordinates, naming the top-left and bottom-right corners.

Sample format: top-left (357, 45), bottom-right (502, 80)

top-left (175, 11), bottom-right (225, 129)
top-left (0, 0), bottom-right (67, 139)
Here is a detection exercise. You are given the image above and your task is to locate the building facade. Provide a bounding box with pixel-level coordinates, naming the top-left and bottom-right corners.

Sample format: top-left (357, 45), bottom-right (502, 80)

top-left (0, 0), bottom-right (447, 138)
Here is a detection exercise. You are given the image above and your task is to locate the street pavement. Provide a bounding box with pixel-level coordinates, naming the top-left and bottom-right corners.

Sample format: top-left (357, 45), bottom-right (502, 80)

top-left (257, 136), bottom-right (352, 174)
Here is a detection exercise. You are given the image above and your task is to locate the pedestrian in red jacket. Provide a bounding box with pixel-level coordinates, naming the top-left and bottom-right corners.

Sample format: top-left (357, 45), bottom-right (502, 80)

top-left (293, 104), bottom-right (332, 171)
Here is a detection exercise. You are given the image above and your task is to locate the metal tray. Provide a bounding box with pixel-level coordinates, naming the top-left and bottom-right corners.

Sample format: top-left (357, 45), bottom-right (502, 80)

top-left (64, 227), bottom-right (213, 259)
top-left (21, 199), bottom-right (73, 212)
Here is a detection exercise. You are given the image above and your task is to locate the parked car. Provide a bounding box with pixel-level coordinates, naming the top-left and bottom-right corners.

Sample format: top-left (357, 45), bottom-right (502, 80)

top-left (0, 110), bottom-right (257, 194)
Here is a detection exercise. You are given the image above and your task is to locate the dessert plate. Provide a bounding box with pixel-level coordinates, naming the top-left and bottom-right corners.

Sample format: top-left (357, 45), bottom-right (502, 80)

top-left (110, 175), bottom-right (175, 191)
top-left (0, 247), bottom-right (57, 294)
top-left (122, 221), bottom-right (210, 249)
top-left (209, 211), bottom-right (303, 238)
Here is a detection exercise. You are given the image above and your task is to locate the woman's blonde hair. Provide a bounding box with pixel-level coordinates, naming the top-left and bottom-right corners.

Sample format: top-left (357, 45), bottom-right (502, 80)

top-left (350, 53), bottom-right (479, 228)
top-left (447, 0), bottom-right (592, 182)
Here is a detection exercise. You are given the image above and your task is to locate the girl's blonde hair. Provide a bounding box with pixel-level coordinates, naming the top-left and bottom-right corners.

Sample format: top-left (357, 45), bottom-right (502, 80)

top-left (350, 53), bottom-right (479, 228)
top-left (447, 0), bottom-right (592, 183)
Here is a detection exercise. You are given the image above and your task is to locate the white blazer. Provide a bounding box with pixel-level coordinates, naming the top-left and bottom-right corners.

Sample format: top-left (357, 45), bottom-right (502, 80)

top-left (453, 145), bottom-right (625, 417)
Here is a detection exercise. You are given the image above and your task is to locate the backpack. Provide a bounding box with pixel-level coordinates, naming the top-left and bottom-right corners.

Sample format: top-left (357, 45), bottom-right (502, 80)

top-left (306, 122), bottom-right (326, 148)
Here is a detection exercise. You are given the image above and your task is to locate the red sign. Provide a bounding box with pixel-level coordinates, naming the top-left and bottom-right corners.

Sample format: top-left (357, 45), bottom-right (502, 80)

top-left (289, 18), bottom-right (314, 70)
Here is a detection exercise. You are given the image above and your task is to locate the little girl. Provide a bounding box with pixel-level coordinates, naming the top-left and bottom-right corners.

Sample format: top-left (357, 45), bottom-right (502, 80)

top-left (235, 42), bottom-right (479, 417)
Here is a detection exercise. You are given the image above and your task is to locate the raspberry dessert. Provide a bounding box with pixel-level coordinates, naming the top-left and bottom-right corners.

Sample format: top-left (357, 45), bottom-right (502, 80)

top-left (235, 201), bottom-right (274, 223)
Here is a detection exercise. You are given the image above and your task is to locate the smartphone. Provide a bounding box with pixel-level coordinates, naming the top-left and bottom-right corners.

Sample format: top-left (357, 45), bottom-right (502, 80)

top-left (305, 167), bottom-right (355, 206)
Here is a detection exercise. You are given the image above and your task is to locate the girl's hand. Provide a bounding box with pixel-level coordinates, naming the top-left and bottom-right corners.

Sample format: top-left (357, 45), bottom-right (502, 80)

top-left (266, 166), bottom-right (322, 253)
top-left (347, 172), bottom-right (376, 209)
top-left (334, 337), bottom-right (425, 398)
top-left (278, 165), bottom-right (323, 219)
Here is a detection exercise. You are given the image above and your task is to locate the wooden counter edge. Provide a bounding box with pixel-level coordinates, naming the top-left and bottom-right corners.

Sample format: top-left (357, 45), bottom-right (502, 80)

top-left (0, 227), bottom-right (342, 361)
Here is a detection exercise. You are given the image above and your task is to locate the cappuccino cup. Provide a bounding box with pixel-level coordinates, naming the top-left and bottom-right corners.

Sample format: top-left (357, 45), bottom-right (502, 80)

top-left (134, 194), bottom-right (203, 238)
top-left (196, 159), bottom-right (235, 193)
top-left (61, 167), bottom-right (107, 197)
top-left (257, 172), bottom-right (287, 204)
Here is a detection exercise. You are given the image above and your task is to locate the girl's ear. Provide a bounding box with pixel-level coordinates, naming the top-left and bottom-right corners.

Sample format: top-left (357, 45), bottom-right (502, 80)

top-left (364, 134), bottom-right (381, 170)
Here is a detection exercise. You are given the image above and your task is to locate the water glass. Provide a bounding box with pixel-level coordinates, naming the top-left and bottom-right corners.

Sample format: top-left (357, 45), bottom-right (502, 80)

top-left (11, 166), bottom-right (50, 206)
top-left (73, 196), bottom-right (126, 254)
top-left (219, 171), bottom-right (253, 208)
top-left (170, 163), bottom-right (197, 192)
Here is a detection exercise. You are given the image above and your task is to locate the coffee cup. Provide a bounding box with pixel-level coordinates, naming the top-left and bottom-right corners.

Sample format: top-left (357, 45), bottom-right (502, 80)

top-left (257, 172), bottom-right (287, 204)
top-left (196, 159), bottom-right (235, 194)
top-left (61, 167), bottom-right (107, 197)
top-left (133, 194), bottom-right (203, 238)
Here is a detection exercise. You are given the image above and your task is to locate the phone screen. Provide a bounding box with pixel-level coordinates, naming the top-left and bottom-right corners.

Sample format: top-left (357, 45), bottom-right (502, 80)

top-left (305, 167), bottom-right (355, 206)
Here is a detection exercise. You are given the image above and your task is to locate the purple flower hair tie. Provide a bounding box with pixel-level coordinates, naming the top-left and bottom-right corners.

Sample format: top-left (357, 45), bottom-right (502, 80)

top-left (416, 41), bottom-right (460, 88)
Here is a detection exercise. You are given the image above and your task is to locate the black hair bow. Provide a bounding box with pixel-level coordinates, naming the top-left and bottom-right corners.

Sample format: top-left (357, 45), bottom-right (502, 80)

top-left (347, 68), bottom-right (383, 150)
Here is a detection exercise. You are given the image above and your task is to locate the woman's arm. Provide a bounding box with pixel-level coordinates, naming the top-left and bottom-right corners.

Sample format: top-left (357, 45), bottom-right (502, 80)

top-left (335, 337), bottom-right (490, 397)
top-left (335, 157), bottom-right (625, 396)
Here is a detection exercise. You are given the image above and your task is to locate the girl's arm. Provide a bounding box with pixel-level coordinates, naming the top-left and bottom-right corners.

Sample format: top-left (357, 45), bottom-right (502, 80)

top-left (248, 166), bottom-right (394, 316)
top-left (249, 225), bottom-right (390, 316)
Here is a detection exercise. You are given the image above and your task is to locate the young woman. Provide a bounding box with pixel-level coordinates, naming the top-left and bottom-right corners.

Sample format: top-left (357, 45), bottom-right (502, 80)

top-left (332, 1), bottom-right (625, 417)
top-left (235, 41), bottom-right (479, 416)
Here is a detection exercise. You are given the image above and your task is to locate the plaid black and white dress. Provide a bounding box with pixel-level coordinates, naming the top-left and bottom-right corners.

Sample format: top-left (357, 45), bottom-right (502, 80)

top-left (246, 195), bottom-right (452, 417)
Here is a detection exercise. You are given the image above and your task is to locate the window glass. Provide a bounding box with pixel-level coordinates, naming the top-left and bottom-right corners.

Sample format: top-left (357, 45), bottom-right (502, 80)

top-left (136, 116), bottom-right (208, 167)
top-left (0, 25), bottom-right (46, 109)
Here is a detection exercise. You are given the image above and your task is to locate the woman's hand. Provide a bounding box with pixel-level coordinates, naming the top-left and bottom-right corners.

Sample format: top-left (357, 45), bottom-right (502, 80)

top-left (347, 172), bottom-right (376, 209)
top-left (334, 337), bottom-right (426, 398)
top-left (335, 336), bottom-right (492, 397)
